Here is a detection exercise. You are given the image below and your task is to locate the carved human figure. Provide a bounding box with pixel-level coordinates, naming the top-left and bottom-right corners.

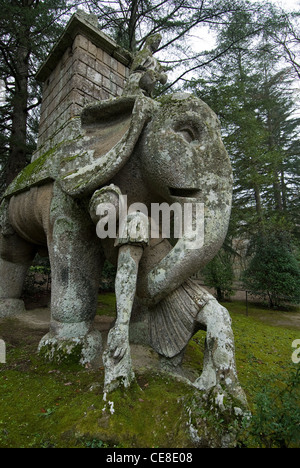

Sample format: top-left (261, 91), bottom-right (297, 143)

top-left (123, 34), bottom-right (167, 97)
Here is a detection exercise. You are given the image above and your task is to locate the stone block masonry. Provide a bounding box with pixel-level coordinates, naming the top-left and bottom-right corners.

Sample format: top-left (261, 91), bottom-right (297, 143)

top-left (33, 11), bottom-right (131, 160)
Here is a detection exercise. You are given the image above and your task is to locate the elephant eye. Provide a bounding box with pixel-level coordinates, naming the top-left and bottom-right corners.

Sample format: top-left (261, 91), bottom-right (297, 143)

top-left (176, 127), bottom-right (196, 143)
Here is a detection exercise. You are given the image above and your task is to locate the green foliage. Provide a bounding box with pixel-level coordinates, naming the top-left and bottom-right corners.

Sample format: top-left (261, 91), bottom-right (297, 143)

top-left (248, 368), bottom-right (300, 448)
top-left (0, 0), bottom-right (81, 188)
top-left (22, 255), bottom-right (51, 299)
top-left (91, 0), bottom-right (254, 53)
top-left (99, 260), bottom-right (116, 292)
top-left (186, 5), bottom-right (300, 239)
top-left (242, 231), bottom-right (300, 308)
top-left (82, 438), bottom-right (110, 448)
top-left (203, 248), bottom-right (234, 300)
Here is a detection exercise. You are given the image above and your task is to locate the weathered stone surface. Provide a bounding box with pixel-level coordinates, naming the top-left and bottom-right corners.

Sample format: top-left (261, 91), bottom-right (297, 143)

top-left (0, 299), bottom-right (26, 318)
top-left (3, 95), bottom-right (156, 199)
top-left (0, 20), bottom-right (248, 425)
top-left (38, 328), bottom-right (103, 367)
top-left (122, 33), bottom-right (167, 98)
top-left (0, 89), bottom-right (237, 392)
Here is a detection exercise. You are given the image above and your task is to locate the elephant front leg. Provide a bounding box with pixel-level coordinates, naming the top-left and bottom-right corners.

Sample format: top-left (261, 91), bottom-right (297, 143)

top-left (194, 300), bottom-right (248, 408)
top-left (103, 244), bottom-right (143, 393)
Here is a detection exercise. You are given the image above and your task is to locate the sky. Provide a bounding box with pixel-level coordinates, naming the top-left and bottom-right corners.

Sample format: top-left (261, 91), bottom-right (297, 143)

top-left (189, 0), bottom-right (299, 53)
top-left (270, 0), bottom-right (299, 10)
top-left (165, 0), bottom-right (300, 108)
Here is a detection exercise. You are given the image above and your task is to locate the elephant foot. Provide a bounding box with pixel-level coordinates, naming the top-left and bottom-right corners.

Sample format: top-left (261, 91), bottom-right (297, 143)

top-left (0, 298), bottom-right (25, 318)
top-left (103, 325), bottom-right (135, 393)
top-left (38, 323), bottom-right (102, 368)
top-left (193, 368), bottom-right (218, 392)
top-left (103, 348), bottom-right (135, 393)
top-left (193, 370), bottom-right (248, 410)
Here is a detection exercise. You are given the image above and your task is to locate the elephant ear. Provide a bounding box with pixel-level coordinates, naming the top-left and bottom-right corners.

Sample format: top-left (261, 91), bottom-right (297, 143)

top-left (149, 279), bottom-right (211, 358)
top-left (59, 95), bottom-right (157, 197)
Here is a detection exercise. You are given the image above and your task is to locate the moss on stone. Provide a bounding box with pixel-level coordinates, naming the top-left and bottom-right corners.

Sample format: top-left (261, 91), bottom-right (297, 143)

top-left (3, 133), bottom-right (86, 198)
top-left (39, 340), bottom-right (84, 366)
top-left (75, 373), bottom-right (196, 448)
top-left (3, 143), bottom-right (63, 198)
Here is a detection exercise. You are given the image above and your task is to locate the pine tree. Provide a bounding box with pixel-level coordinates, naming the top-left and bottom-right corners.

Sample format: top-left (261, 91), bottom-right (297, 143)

top-left (0, 0), bottom-right (79, 190)
top-left (185, 4), bottom-right (300, 295)
top-left (186, 6), bottom-right (300, 238)
top-left (203, 248), bottom-right (234, 301)
top-left (87, 0), bottom-right (268, 90)
top-left (242, 230), bottom-right (300, 308)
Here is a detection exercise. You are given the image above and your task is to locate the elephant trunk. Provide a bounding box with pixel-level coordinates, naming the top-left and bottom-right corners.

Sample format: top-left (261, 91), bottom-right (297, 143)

top-left (141, 198), bottom-right (231, 306)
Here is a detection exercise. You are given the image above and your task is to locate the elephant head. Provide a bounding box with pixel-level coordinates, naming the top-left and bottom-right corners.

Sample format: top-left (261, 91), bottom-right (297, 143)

top-left (137, 93), bottom-right (233, 304)
top-left (59, 92), bottom-right (232, 305)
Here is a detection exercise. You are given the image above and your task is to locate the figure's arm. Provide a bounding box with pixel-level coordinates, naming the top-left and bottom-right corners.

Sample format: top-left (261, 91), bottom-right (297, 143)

top-left (108, 243), bottom-right (143, 362)
top-left (103, 211), bottom-right (149, 392)
top-left (115, 245), bottom-right (143, 329)
top-left (109, 210), bottom-right (149, 356)
top-left (90, 186), bottom-right (149, 342)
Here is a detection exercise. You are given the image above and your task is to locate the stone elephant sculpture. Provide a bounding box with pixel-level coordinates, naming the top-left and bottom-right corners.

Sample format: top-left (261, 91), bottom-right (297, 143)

top-left (0, 91), bottom-right (245, 404)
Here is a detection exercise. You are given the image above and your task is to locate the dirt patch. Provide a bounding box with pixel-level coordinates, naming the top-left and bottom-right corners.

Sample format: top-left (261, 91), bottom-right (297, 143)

top-left (253, 311), bottom-right (300, 330)
top-left (0, 318), bottom-right (45, 349)
top-left (0, 307), bottom-right (194, 379)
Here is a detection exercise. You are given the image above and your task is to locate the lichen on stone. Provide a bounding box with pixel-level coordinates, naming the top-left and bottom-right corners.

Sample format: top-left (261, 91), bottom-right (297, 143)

top-left (38, 339), bottom-right (84, 366)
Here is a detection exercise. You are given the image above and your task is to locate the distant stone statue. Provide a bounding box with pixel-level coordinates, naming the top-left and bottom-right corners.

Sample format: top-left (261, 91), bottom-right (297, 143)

top-left (123, 34), bottom-right (167, 97)
top-left (0, 32), bottom-right (247, 412)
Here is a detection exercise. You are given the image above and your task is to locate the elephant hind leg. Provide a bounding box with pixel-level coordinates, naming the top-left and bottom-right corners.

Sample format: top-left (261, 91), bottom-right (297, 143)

top-left (0, 232), bottom-right (36, 318)
top-left (38, 187), bottom-right (104, 368)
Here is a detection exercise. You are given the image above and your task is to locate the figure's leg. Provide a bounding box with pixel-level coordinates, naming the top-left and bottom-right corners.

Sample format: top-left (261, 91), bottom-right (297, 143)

top-left (103, 244), bottom-right (143, 392)
top-left (194, 299), bottom-right (247, 406)
top-left (38, 186), bottom-right (103, 367)
top-left (0, 232), bottom-right (36, 317)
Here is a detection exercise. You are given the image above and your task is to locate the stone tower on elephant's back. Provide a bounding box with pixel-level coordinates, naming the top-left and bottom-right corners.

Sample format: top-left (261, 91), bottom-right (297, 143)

top-left (33, 11), bottom-right (131, 161)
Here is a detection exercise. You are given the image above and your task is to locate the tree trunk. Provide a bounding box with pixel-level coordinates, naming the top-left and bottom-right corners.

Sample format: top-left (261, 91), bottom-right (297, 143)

top-left (280, 165), bottom-right (287, 211)
top-left (216, 287), bottom-right (223, 302)
top-left (254, 184), bottom-right (264, 224)
top-left (273, 174), bottom-right (283, 212)
top-left (6, 43), bottom-right (29, 186)
top-left (128, 0), bottom-right (138, 51)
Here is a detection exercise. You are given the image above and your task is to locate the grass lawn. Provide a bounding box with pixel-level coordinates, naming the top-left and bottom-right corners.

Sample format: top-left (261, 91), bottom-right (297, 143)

top-left (0, 294), bottom-right (299, 448)
top-left (97, 292), bottom-right (117, 317)
top-left (223, 301), bottom-right (299, 398)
